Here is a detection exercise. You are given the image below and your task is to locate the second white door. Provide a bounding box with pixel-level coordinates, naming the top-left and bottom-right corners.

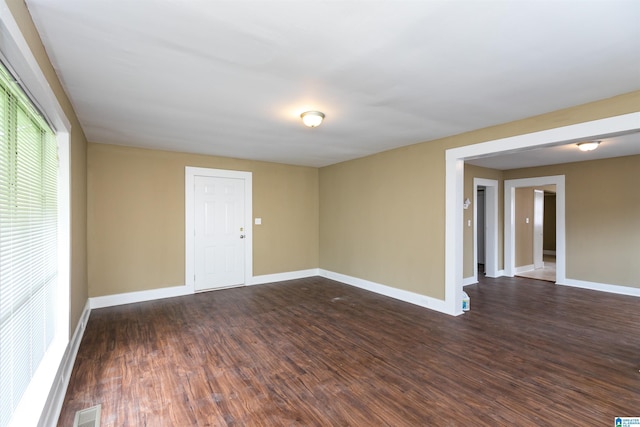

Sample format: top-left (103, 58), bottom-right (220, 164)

top-left (533, 189), bottom-right (544, 270)
top-left (194, 175), bottom-right (246, 291)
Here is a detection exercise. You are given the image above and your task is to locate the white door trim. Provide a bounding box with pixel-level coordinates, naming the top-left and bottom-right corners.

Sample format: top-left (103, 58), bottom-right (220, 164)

top-left (473, 178), bottom-right (499, 280)
top-left (185, 167), bottom-right (253, 293)
top-left (445, 112), bottom-right (640, 316)
top-left (504, 177), bottom-right (564, 280)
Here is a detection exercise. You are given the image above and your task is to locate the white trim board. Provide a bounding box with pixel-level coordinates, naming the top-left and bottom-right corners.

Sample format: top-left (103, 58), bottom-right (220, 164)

top-left (515, 264), bottom-right (535, 274)
top-left (89, 269), bottom-right (321, 309)
top-left (462, 276), bottom-right (477, 287)
top-left (89, 284), bottom-right (192, 309)
top-left (89, 269), bottom-right (454, 315)
top-left (38, 300), bottom-right (90, 427)
top-left (560, 279), bottom-right (640, 298)
top-left (320, 269), bottom-right (450, 315)
top-left (445, 112), bottom-right (640, 316)
top-left (250, 269), bottom-right (319, 286)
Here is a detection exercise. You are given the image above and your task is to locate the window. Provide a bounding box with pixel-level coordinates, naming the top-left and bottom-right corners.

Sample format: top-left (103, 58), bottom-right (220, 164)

top-left (0, 61), bottom-right (58, 427)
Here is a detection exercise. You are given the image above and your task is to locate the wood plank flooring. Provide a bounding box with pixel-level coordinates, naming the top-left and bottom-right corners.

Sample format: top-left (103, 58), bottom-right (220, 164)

top-left (57, 276), bottom-right (639, 426)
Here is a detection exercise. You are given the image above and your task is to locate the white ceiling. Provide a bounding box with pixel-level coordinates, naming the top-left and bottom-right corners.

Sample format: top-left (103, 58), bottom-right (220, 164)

top-left (467, 131), bottom-right (640, 170)
top-left (25, 0), bottom-right (640, 167)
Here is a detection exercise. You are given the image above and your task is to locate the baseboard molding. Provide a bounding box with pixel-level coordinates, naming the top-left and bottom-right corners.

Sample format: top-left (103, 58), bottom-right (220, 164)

top-left (560, 278), bottom-right (640, 298)
top-left (38, 300), bottom-right (91, 427)
top-left (463, 276), bottom-right (477, 287)
top-left (90, 284), bottom-right (192, 309)
top-left (89, 269), bottom-right (322, 309)
top-left (319, 269), bottom-right (450, 315)
top-left (543, 250), bottom-right (556, 256)
top-left (515, 264), bottom-right (534, 274)
top-left (250, 269), bottom-right (319, 286)
top-left (485, 269), bottom-right (505, 278)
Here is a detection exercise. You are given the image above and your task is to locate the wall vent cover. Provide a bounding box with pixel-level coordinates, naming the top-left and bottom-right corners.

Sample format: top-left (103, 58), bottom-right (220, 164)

top-left (73, 404), bottom-right (101, 427)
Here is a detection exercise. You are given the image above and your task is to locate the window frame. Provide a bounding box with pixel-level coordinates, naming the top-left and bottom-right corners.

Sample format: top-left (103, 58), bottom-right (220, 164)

top-left (0, 4), bottom-right (71, 426)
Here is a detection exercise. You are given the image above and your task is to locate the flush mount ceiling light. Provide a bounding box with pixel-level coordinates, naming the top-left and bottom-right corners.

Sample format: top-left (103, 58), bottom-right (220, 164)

top-left (300, 111), bottom-right (325, 128)
top-left (577, 141), bottom-right (600, 152)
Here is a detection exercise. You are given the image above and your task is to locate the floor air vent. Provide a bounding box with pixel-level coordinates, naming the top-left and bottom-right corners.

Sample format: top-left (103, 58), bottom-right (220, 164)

top-left (73, 404), bottom-right (101, 427)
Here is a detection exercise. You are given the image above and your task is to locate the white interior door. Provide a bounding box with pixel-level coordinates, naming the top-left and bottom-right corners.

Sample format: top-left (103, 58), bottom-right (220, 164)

top-left (194, 175), bottom-right (245, 291)
top-left (533, 189), bottom-right (544, 270)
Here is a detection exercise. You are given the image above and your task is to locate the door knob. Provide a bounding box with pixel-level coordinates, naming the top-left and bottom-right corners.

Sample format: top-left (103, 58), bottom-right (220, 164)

top-left (240, 235), bottom-right (245, 239)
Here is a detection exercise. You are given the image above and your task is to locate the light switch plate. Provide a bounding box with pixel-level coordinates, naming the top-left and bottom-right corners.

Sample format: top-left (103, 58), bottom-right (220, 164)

top-left (255, 218), bottom-right (262, 225)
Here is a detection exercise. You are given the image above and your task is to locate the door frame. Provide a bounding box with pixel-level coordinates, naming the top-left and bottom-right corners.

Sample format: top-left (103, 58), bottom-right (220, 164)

top-left (473, 178), bottom-right (499, 280)
top-left (504, 177), bottom-right (564, 280)
top-left (185, 167), bottom-right (253, 293)
top-left (445, 112), bottom-right (640, 316)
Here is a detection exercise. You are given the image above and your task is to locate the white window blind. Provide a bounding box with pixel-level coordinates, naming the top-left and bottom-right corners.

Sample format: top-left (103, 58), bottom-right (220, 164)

top-left (0, 62), bottom-right (58, 427)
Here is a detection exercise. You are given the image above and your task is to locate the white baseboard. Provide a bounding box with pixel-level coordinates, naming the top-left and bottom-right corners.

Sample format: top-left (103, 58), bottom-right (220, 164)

top-left (484, 269), bottom-right (505, 278)
top-left (250, 268), bottom-right (319, 286)
top-left (560, 278), bottom-right (640, 298)
top-left (543, 250), bottom-right (556, 256)
top-left (89, 269), bottom-right (322, 309)
top-left (463, 276), bottom-right (477, 287)
top-left (90, 284), bottom-right (192, 309)
top-left (515, 264), bottom-right (534, 274)
top-left (319, 269), bottom-right (450, 315)
top-left (38, 300), bottom-right (91, 427)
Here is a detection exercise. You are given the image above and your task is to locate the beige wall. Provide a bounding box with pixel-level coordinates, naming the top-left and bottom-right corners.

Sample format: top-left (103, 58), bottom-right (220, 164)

top-left (515, 187), bottom-right (535, 267)
top-left (320, 91), bottom-right (640, 300)
top-left (463, 164), bottom-right (504, 278)
top-left (544, 193), bottom-right (556, 252)
top-left (504, 155), bottom-right (640, 288)
top-left (320, 143), bottom-right (446, 297)
top-left (7, 0), bottom-right (89, 334)
top-left (87, 143), bottom-right (319, 297)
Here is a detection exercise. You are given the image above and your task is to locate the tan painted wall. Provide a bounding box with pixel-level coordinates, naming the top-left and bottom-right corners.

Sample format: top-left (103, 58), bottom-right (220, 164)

top-left (7, 0), bottom-right (89, 335)
top-left (544, 193), bottom-right (557, 251)
top-left (319, 143), bottom-right (446, 297)
top-left (320, 91), bottom-right (640, 300)
top-left (515, 187), bottom-right (534, 267)
top-left (504, 154), bottom-right (640, 288)
top-left (463, 164), bottom-right (504, 278)
top-left (87, 143), bottom-right (319, 297)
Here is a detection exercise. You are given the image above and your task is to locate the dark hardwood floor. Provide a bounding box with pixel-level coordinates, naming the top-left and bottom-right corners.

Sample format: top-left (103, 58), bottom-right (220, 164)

top-left (57, 276), bottom-right (639, 426)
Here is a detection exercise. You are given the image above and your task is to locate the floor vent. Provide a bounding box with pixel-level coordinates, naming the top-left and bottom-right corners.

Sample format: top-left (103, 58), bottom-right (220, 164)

top-left (73, 404), bottom-right (101, 427)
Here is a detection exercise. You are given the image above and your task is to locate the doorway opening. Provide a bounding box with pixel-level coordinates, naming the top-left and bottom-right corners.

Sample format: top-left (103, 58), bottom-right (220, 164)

top-left (477, 187), bottom-right (485, 276)
top-left (473, 178), bottom-right (499, 283)
top-left (504, 176), bottom-right (564, 283)
top-left (445, 112), bottom-right (640, 316)
top-left (509, 183), bottom-right (558, 283)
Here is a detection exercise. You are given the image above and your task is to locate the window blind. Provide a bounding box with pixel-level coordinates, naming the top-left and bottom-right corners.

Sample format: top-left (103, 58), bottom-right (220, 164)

top-left (0, 62), bottom-right (58, 427)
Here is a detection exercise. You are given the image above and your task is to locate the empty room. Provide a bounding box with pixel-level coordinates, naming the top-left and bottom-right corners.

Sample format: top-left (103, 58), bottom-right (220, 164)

top-left (1, 1), bottom-right (639, 426)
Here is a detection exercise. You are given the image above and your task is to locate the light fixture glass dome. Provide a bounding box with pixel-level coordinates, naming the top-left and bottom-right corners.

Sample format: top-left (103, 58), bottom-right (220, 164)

top-left (300, 111), bottom-right (325, 128)
top-left (577, 141), bottom-right (600, 152)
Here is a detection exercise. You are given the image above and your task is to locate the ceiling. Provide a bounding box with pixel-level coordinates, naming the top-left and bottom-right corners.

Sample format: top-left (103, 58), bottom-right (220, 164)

top-left (25, 0), bottom-right (640, 168)
top-left (466, 131), bottom-right (640, 170)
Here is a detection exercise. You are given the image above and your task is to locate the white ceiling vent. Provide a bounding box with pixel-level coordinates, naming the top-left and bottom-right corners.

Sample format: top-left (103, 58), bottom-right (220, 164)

top-left (73, 404), bottom-right (101, 427)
